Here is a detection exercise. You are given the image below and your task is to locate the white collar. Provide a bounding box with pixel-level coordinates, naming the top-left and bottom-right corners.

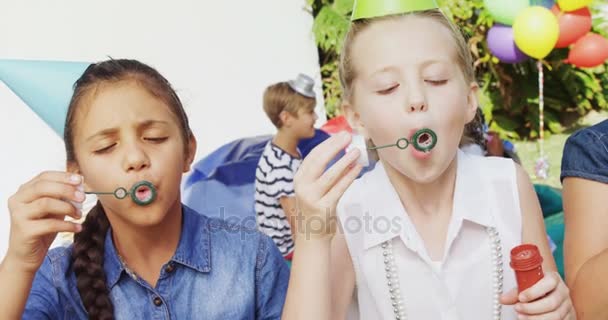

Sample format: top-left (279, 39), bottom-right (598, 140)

top-left (362, 149), bottom-right (495, 250)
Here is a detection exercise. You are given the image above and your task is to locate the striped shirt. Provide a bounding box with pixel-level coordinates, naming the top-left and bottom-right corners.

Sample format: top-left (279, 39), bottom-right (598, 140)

top-left (255, 142), bottom-right (301, 257)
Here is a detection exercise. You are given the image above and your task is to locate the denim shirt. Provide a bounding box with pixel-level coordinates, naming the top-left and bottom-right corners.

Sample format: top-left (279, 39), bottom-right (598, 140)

top-left (23, 205), bottom-right (290, 319)
top-left (561, 119), bottom-right (608, 184)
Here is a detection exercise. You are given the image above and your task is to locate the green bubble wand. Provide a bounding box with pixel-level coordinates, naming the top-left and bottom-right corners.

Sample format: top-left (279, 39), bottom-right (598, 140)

top-left (86, 180), bottom-right (157, 206)
top-left (369, 128), bottom-right (438, 152)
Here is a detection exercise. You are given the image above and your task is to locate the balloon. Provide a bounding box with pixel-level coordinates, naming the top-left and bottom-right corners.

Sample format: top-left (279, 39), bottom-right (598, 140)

top-left (487, 24), bottom-right (529, 63)
top-left (513, 7), bottom-right (559, 59)
top-left (557, 0), bottom-right (592, 12)
top-left (484, 0), bottom-right (529, 25)
top-left (531, 0), bottom-right (555, 9)
top-left (551, 5), bottom-right (591, 48)
top-left (0, 60), bottom-right (89, 137)
top-left (566, 33), bottom-right (608, 68)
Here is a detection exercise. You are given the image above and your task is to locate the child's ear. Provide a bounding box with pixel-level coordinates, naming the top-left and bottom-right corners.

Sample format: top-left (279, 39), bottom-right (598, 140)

top-left (183, 134), bottom-right (197, 173)
top-left (279, 110), bottom-right (292, 128)
top-left (466, 82), bottom-right (480, 123)
top-left (342, 100), bottom-right (369, 138)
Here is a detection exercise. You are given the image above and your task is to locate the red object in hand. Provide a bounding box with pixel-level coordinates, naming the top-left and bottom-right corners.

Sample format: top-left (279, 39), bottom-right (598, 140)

top-left (320, 115), bottom-right (352, 134)
top-left (510, 244), bottom-right (544, 293)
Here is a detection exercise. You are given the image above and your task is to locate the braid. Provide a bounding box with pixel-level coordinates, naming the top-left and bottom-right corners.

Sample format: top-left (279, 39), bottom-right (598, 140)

top-left (72, 201), bottom-right (114, 320)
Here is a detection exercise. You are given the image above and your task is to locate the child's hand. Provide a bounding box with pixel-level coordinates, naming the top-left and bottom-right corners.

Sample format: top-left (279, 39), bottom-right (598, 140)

top-left (5, 171), bottom-right (84, 274)
top-left (293, 132), bottom-right (362, 241)
top-left (501, 272), bottom-right (575, 319)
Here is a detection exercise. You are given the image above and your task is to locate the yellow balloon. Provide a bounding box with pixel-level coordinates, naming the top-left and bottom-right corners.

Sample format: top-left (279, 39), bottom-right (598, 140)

top-left (557, 0), bottom-right (592, 12)
top-left (513, 7), bottom-right (559, 59)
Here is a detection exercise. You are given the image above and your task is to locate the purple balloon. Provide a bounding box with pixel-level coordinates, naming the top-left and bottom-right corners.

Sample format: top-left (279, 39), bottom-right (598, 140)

top-left (487, 24), bottom-right (528, 64)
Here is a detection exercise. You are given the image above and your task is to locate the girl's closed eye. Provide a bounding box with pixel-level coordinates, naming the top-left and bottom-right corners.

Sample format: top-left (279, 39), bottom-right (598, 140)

top-left (376, 84), bottom-right (400, 95)
top-left (425, 79), bottom-right (448, 86)
top-left (144, 136), bottom-right (169, 143)
top-left (94, 143), bottom-right (116, 154)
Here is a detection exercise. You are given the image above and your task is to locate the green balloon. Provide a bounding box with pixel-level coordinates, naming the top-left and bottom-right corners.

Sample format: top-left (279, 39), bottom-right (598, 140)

top-left (484, 0), bottom-right (529, 26)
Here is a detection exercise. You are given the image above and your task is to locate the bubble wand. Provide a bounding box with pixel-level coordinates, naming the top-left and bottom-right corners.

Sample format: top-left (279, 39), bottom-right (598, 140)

top-left (347, 128), bottom-right (438, 167)
top-left (85, 180), bottom-right (157, 206)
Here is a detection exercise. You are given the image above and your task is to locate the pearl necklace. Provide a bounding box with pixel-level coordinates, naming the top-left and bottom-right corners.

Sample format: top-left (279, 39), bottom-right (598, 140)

top-left (382, 227), bottom-right (504, 320)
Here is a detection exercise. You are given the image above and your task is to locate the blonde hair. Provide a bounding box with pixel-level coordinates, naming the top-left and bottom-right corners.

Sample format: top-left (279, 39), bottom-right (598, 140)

top-left (263, 82), bottom-right (316, 128)
top-left (339, 9), bottom-right (484, 147)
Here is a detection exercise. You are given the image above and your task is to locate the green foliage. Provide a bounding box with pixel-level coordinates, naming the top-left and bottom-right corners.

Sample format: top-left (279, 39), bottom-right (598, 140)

top-left (310, 0), bottom-right (352, 53)
top-left (309, 0), bottom-right (608, 139)
top-left (308, 0), bottom-right (354, 117)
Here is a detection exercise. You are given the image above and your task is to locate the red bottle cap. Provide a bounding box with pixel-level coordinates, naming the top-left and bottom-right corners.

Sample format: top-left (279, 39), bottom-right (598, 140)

top-left (510, 244), bottom-right (544, 293)
top-left (510, 244), bottom-right (543, 271)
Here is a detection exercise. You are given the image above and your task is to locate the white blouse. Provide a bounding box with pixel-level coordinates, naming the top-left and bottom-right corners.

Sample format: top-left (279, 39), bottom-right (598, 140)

top-left (337, 150), bottom-right (522, 320)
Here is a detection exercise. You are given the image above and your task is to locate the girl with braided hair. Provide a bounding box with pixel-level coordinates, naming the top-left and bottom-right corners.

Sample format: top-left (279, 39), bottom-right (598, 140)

top-left (1, 59), bottom-right (289, 319)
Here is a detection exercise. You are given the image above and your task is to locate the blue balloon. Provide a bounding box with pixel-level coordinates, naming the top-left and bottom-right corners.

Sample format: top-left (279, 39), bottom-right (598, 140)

top-left (530, 0), bottom-right (555, 9)
top-left (0, 59), bottom-right (89, 137)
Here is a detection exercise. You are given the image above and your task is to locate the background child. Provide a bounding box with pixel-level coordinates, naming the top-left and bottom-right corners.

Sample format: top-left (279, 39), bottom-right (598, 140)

top-left (255, 74), bottom-right (318, 259)
top-left (0, 59), bottom-right (288, 319)
top-left (282, 1), bottom-right (573, 319)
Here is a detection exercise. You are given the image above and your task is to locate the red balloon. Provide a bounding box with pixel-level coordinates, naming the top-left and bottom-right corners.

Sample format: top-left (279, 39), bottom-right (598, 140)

top-left (551, 5), bottom-right (592, 48)
top-left (567, 33), bottom-right (608, 68)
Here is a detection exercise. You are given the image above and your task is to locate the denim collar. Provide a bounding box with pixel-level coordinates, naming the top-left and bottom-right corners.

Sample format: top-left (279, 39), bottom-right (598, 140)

top-left (104, 205), bottom-right (211, 288)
